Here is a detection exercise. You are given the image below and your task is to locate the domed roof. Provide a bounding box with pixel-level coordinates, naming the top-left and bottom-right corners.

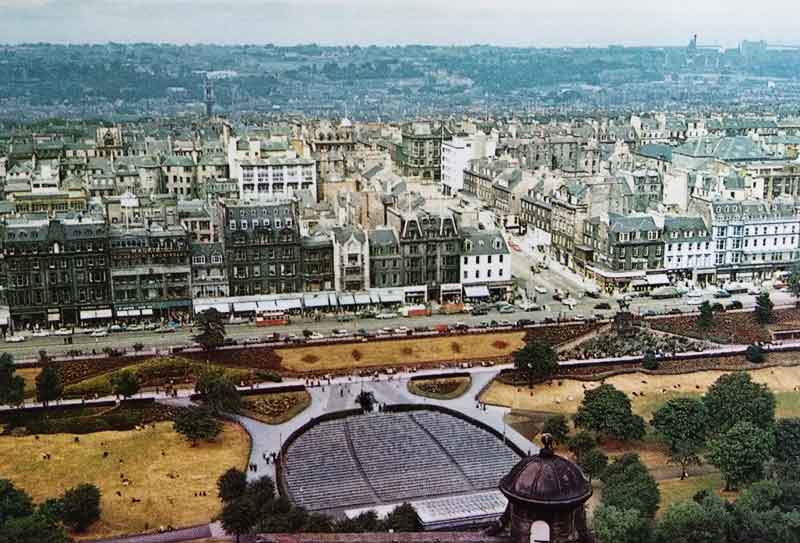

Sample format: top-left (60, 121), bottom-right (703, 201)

top-left (499, 435), bottom-right (592, 508)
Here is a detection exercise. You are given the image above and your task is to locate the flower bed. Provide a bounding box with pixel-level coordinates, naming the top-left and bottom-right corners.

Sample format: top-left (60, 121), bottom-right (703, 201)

top-left (241, 390), bottom-right (311, 425)
top-left (408, 376), bottom-right (471, 400)
top-left (561, 329), bottom-right (707, 360)
top-left (523, 321), bottom-right (606, 346)
top-left (648, 308), bottom-right (800, 345)
top-left (0, 403), bottom-right (178, 435)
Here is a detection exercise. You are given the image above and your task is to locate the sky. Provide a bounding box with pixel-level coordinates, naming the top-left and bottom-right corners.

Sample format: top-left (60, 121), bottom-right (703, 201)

top-left (0, 0), bottom-right (798, 47)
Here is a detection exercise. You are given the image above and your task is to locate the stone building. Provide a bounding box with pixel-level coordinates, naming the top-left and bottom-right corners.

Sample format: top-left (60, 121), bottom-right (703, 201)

top-left (332, 225), bottom-right (370, 292)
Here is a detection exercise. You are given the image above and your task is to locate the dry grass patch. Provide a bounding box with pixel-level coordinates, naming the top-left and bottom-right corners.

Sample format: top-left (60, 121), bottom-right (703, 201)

top-left (0, 421), bottom-right (249, 540)
top-left (241, 390), bottom-right (312, 425)
top-left (481, 366), bottom-right (800, 419)
top-left (408, 376), bottom-right (471, 400)
top-left (278, 332), bottom-right (526, 372)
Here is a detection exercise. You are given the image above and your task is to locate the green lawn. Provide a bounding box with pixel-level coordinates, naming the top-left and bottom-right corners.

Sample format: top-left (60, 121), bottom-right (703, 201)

top-left (776, 391), bottom-right (800, 418)
top-left (657, 472), bottom-right (727, 516)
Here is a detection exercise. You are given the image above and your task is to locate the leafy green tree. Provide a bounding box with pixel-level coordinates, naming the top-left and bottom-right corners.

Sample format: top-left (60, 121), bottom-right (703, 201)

top-left (356, 390), bottom-right (375, 412)
top-left (304, 513), bottom-right (334, 532)
top-left (217, 468), bottom-right (248, 503)
top-left (0, 512), bottom-right (69, 543)
top-left (698, 301), bottom-right (714, 330)
top-left (703, 372), bottom-right (776, 435)
top-left (592, 505), bottom-right (651, 543)
top-left (111, 370), bottom-right (140, 400)
top-left (244, 476), bottom-right (276, 511)
top-left (708, 421), bottom-right (775, 491)
top-left (574, 384), bottom-right (646, 441)
top-left (787, 262), bottom-right (800, 307)
top-left (745, 344), bottom-right (766, 364)
top-left (731, 486), bottom-right (800, 543)
top-left (754, 291), bottom-right (774, 324)
top-left (654, 496), bottom-right (732, 543)
top-left (774, 418), bottom-right (800, 465)
top-left (35, 366), bottom-right (63, 407)
top-left (642, 350), bottom-right (659, 371)
top-left (196, 368), bottom-right (241, 414)
top-left (577, 447), bottom-right (608, 482)
top-left (513, 340), bottom-right (559, 388)
top-left (0, 479), bottom-right (33, 526)
top-left (220, 495), bottom-right (257, 543)
top-left (601, 453), bottom-right (660, 519)
top-left (385, 503), bottom-right (421, 532)
top-left (542, 414), bottom-right (570, 444)
top-left (651, 397), bottom-right (709, 480)
top-left (173, 406), bottom-right (222, 445)
top-left (60, 483), bottom-right (101, 532)
top-left (193, 308), bottom-right (226, 351)
top-left (37, 499), bottom-right (64, 523)
top-left (335, 510), bottom-right (382, 532)
top-left (0, 353), bottom-right (24, 407)
top-left (568, 430), bottom-right (596, 459)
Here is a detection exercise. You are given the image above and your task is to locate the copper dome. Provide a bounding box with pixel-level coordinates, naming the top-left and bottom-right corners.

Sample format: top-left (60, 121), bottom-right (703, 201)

top-left (499, 435), bottom-right (592, 509)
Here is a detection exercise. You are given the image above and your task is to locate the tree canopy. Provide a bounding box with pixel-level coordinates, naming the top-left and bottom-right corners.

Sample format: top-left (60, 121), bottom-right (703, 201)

top-left (193, 308), bottom-right (226, 350)
top-left (513, 341), bottom-right (559, 388)
top-left (708, 421), bottom-right (775, 491)
top-left (35, 366), bottom-right (63, 407)
top-left (600, 453), bottom-right (660, 519)
top-left (60, 483), bottom-right (101, 532)
top-left (173, 406), bottom-right (222, 445)
top-left (754, 291), bottom-right (774, 324)
top-left (0, 354), bottom-right (24, 407)
top-left (592, 505), bottom-right (651, 543)
top-left (651, 397), bottom-right (709, 479)
top-left (574, 384), bottom-right (645, 441)
top-left (703, 372), bottom-right (775, 435)
top-left (111, 370), bottom-right (140, 400)
top-left (196, 368), bottom-right (241, 414)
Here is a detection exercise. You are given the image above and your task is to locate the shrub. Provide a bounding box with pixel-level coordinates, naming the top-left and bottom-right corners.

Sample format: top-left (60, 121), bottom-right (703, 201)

top-left (254, 370), bottom-right (283, 383)
top-left (745, 344), bottom-right (766, 364)
top-left (642, 351), bottom-right (659, 370)
top-left (542, 414), bottom-right (570, 444)
top-left (60, 483), bottom-right (101, 532)
top-left (450, 342), bottom-right (462, 354)
top-left (492, 340), bottom-right (509, 349)
top-left (132, 343), bottom-right (144, 353)
top-left (351, 349), bottom-right (363, 361)
top-left (401, 347), bottom-right (413, 356)
top-left (301, 354), bottom-right (319, 364)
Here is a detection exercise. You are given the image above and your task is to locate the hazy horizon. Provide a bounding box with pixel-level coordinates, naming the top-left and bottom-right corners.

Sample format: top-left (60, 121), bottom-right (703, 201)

top-left (1, 0), bottom-right (798, 48)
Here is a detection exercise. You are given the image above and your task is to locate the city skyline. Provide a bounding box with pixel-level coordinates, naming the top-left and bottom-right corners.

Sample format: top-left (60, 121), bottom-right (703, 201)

top-left (1, 0), bottom-right (799, 47)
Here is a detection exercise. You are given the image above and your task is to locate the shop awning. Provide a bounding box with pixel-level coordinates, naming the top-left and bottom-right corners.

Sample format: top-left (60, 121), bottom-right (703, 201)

top-left (233, 302), bottom-right (258, 312)
top-left (141, 308), bottom-right (154, 316)
top-left (354, 294), bottom-right (372, 305)
top-left (0, 316), bottom-right (8, 326)
top-left (464, 285), bottom-right (490, 298)
top-left (379, 291), bottom-right (404, 303)
top-left (646, 274), bottom-right (670, 286)
top-left (631, 279), bottom-right (648, 288)
top-left (257, 300), bottom-right (278, 311)
top-left (338, 294), bottom-right (356, 306)
top-left (276, 299), bottom-right (302, 311)
top-left (440, 283), bottom-right (463, 292)
top-left (303, 293), bottom-right (330, 308)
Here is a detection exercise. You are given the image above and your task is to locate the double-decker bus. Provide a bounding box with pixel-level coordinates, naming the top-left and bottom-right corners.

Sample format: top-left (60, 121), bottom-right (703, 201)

top-left (255, 310), bottom-right (290, 327)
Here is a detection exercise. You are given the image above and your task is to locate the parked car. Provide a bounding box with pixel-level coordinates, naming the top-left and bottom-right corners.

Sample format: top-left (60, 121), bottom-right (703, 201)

top-left (54, 328), bottom-right (73, 336)
top-left (498, 304), bottom-right (516, 314)
top-left (375, 312), bottom-right (396, 320)
top-left (517, 301), bottom-right (540, 311)
top-left (394, 326), bottom-right (410, 334)
top-left (358, 310), bottom-right (377, 319)
top-left (31, 329), bottom-right (51, 338)
top-left (515, 318), bottom-right (534, 327)
top-left (594, 302), bottom-right (612, 310)
top-left (331, 329), bottom-right (350, 337)
top-left (727, 300), bottom-right (744, 310)
top-left (90, 329), bottom-right (109, 338)
top-left (414, 326), bottom-right (429, 333)
top-left (470, 306), bottom-right (489, 316)
top-left (534, 286), bottom-right (548, 294)
top-left (747, 285), bottom-right (763, 295)
top-left (714, 289), bottom-right (732, 299)
top-left (337, 314), bottom-right (355, 322)
top-left (308, 332), bottom-right (324, 340)
top-left (109, 324), bottom-right (125, 333)
top-left (668, 308), bottom-right (683, 314)
top-left (498, 319), bottom-right (513, 327)
top-left (4, 335), bottom-right (25, 343)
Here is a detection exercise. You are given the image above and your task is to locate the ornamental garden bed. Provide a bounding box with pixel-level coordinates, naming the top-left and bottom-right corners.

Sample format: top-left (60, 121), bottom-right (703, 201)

top-left (561, 329), bottom-right (707, 360)
top-left (407, 376), bottom-right (472, 400)
top-left (647, 307), bottom-right (800, 345)
top-left (240, 390), bottom-right (312, 425)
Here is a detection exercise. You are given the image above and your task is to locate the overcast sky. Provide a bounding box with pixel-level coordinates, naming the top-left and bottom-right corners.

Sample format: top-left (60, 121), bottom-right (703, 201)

top-left (0, 0), bottom-right (797, 47)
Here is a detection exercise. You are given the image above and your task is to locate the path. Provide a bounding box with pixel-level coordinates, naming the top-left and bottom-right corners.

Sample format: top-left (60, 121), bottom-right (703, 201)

top-left (91, 524), bottom-right (211, 543)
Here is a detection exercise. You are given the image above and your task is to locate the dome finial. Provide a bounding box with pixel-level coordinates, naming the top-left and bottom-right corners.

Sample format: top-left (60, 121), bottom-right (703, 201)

top-left (540, 433), bottom-right (554, 457)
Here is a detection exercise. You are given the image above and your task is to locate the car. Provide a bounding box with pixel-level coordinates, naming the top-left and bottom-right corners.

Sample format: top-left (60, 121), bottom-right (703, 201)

top-left (747, 286), bottom-right (763, 295)
top-left (687, 297), bottom-right (704, 305)
top-left (223, 337), bottom-right (238, 346)
top-left (4, 335), bottom-right (25, 343)
top-left (380, 327), bottom-right (394, 334)
top-left (574, 314), bottom-right (585, 320)
top-left (534, 286), bottom-right (548, 294)
top-left (126, 323), bottom-right (144, 331)
top-left (714, 289), bottom-right (732, 299)
top-left (331, 329), bottom-right (350, 337)
top-left (668, 308), bottom-right (683, 314)
top-left (337, 314), bottom-right (355, 322)
top-left (516, 318), bottom-right (533, 327)
top-left (543, 317), bottom-right (556, 324)
top-left (594, 302), bottom-right (612, 310)
top-left (470, 306), bottom-right (489, 316)
top-left (517, 301), bottom-right (540, 311)
top-left (375, 312), bottom-right (396, 320)
top-left (90, 329), bottom-right (109, 337)
top-left (562, 297), bottom-right (578, 307)
top-left (54, 328), bottom-right (72, 336)
top-left (413, 326), bottom-right (429, 333)
top-left (584, 290), bottom-right (601, 299)
top-left (31, 329), bottom-right (51, 337)
top-left (308, 332), bottom-right (324, 340)
top-left (498, 305), bottom-right (516, 314)
top-left (145, 322), bottom-right (160, 331)
top-left (109, 324), bottom-right (125, 332)
top-left (498, 319), bottom-right (513, 327)
top-left (358, 310), bottom-right (377, 319)
top-left (394, 326), bottom-right (410, 334)
top-left (477, 321), bottom-right (489, 328)
top-left (727, 300), bottom-right (744, 310)
top-left (686, 290), bottom-right (703, 298)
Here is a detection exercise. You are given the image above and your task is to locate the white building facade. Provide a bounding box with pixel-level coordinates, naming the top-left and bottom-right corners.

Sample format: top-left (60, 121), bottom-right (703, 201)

top-left (460, 227), bottom-right (512, 300)
top-left (441, 132), bottom-right (498, 196)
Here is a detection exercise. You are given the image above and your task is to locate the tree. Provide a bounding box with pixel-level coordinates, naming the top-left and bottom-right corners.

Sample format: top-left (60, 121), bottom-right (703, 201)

top-left (193, 308), bottom-right (226, 351)
top-left (356, 390), bottom-right (375, 412)
top-left (754, 291), bottom-right (774, 324)
top-left (0, 513), bottom-right (69, 543)
top-left (651, 397), bottom-right (709, 480)
top-left (788, 262), bottom-right (800, 307)
top-left (217, 468), bottom-right (248, 503)
top-left (698, 301), bottom-right (713, 330)
top-left (574, 384), bottom-right (646, 441)
top-left (745, 344), bottom-right (766, 364)
top-left (60, 483), bottom-right (101, 532)
top-left (542, 414), bottom-right (569, 444)
top-left (708, 421), bottom-right (775, 491)
top-left (196, 369), bottom-right (241, 414)
top-left (703, 372), bottom-right (776, 435)
top-left (600, 453), bottom-right (660, 519)
top-left (35, 366), bottom-right (63, 407)
top-left (642, 350), bottom-right (659, 371)
top-left (245, 476), bottom-right (276, 510)
top-left (512, 341), bottom-right (558, 388)
top-left (0, 480), bottom-right (33, 526)
top-left (220, 496), bottom-right (257, 543)
top-left (591, 505), bottom-right (651, 543)
top-left (132, 342), bottom-right (144, 353)
top-left (654, 497), bottom-right (731, 543)
top-left (567, 430), bottom-right (596, 459)
top-left (577, 447), bottom-right (608, 482)
top-left (173, 407), bottom-right (222, 445)
top-left (111, 370), bottom-right (140, 400)
top-left (0, 353), bottom-right (24, 407)
top-left (774, 418), bottom-right (800, 465)
top-left (385, 503), bottom-right (421, 532)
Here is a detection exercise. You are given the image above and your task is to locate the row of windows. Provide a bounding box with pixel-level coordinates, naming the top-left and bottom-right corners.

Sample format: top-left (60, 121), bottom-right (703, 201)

top-left (229, 218), bottom-right (293, 231)
top-left (462, 254), bottom-right (505, 265)
top-left (192, 255), bottom-right (223, 265)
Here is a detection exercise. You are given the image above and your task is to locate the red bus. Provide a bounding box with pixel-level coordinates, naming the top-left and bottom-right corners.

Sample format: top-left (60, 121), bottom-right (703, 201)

top-left (256, 311), bottom-right (290, 327)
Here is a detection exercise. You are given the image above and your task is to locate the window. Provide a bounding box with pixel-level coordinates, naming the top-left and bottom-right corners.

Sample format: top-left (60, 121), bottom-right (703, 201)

top-left (192, 256), bottom-right (206, 265)
top-left (241, 220), bottom-right (248, 230)
top-left (499, 254), bottom-right (504, 263)
top-left (229, 220), bottom-right (236, 231)
top-left (488, 255), bottom-right (493, 264)
top-left (275, 220), bottom-right (282, 229)
top-left (474, 270), bottom-right (479, 279)
top-left (211, 254), bottom-right (222, 264)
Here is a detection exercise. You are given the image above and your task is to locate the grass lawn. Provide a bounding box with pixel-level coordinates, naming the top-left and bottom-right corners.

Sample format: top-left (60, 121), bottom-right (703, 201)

top-left (657, 473), bottom-right (730, 516)
top-left (241, 390), bottom-right (312, 425)
top-left (63, 357), bottom-right (252, 398)
top-left (277, 332), bottom-right (526, 373)
top-left (0, 421), bottom-right (249, 540)
top-left (480, 366), bottom-right (800, 419)
top-left (408, 376), bottom-right (472, 400)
